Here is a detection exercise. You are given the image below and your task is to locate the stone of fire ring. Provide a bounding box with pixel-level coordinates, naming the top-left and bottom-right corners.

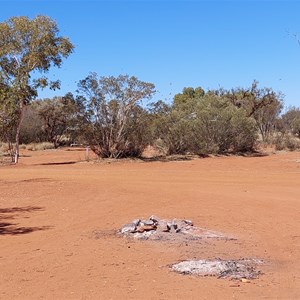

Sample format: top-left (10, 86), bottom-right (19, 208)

top-left (121, 223), bottom-right (137, 234)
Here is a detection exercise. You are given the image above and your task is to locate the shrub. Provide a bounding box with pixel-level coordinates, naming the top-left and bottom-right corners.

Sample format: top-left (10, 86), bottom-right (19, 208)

top-left (157, 95), bottom-right (257, 155)
top-left (281, 107), bottom-right (300, 138)
top-left (274, 134), bottom-right (300, 151)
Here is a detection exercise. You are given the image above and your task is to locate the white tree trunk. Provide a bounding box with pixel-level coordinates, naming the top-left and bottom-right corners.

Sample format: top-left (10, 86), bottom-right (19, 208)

top-left (14, 103), bottom-right (24, 164)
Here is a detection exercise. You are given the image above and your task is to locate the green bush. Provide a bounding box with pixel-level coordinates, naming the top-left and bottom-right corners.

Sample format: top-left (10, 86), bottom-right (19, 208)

top-left (156, 95), bottom-right (257, 155)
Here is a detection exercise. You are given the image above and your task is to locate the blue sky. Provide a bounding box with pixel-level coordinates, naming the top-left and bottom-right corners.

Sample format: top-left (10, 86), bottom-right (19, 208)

top-left (1, 0), bottom-right (300, 108)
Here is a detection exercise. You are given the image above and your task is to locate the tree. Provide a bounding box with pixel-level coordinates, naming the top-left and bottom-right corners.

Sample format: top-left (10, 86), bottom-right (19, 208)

top-left (35, 96), bottom-right (82, 147)
top-left (0, 15), bottom-right (74, 162)
top-left (173, 86), bottom-right (205, 112)
top-left (19, 105), bottom-right (45, 144)
top-left (154, 89), bottom-right (257, 155)
top-left (281, 107), bottom-right (300, 138)
top-left (192, 95), bottom-right (257, 153)
top-left (0, 97), bottom-right (18, 159)
top-left (216, 81), bottom-right (283, 141)
top-left (149, 104), bottom-right (191, 155)
top-left (77, 73), bottom-right (155, 158)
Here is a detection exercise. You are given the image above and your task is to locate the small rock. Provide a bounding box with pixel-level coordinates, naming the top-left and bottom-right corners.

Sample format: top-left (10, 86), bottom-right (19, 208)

top-left (181, 225), bottom-right (192, 232)
top-left (183, 219), bottom-right (193, 226)
top-left (156, 220), bottom-right (169, 232)
top-left (142, 219), bottom-right (155, 226)
top-left (132, 219), bottom-right (141, 226)
top-left (241, 278), bottom-right (251, 283)
top-left (149, 215), bottom-right (160, 223)
top-left (176, 219), bottom-right (194, 229)
top-left (121, 223), bottom-right (137, 234)
top-left (166, 222), bottom-right (172, 230)
top-left (137, 224), bottom-right (157, 233)
top-left (169, 224), bottom-right (180, 233)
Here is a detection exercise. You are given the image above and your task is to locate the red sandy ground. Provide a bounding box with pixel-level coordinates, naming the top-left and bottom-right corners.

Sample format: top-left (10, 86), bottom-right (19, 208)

top-left (0, 148), bottom-right (300, 299)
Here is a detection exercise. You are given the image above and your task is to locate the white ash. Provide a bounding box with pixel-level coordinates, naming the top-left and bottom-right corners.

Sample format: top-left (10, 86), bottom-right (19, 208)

top-left (171, 258), bottom-right (263, 280)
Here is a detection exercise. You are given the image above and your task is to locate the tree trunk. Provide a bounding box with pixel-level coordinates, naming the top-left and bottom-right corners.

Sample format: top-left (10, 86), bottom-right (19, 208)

top-left (14, 103), bottom-right (24, 164)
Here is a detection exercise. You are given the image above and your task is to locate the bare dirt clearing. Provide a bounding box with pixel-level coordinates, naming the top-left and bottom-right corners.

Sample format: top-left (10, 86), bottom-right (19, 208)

top-left (1, 148), bottom-right (300, 299)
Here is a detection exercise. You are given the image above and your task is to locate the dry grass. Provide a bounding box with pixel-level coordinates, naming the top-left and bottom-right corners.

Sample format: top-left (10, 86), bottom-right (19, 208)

top-left (273, 134), bottom-right (300, 151)
top-left (0, 142), bottom-right (9, 157)
top-left (0, 142), bottom-right (55, 157)
top-left (24, 142), bottom-right (55, 151)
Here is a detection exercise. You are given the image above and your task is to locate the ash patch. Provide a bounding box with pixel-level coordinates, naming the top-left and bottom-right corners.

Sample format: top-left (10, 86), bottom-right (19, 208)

top-left (118, 216), bottom-right (228, 241)
top-left (171, 258), bottom-right (263, 280)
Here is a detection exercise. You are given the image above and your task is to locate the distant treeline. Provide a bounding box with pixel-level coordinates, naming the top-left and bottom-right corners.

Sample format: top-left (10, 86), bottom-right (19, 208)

top-left (1, 16), bottom-right (300, 162)
top-left (8, 77), bottom-right (300, 158)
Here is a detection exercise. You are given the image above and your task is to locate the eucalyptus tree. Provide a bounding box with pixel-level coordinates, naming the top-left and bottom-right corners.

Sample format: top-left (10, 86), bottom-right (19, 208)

top-left (214, 81), bottom-right (283, 141)
top-left (34, 95), bottom-right (82, 147)
top-left (77, 73), bottom-right (155, 158)
top-left (0, 96), bottom-right (18, 158)
top-left (0, 15), bottom-right (74, 162)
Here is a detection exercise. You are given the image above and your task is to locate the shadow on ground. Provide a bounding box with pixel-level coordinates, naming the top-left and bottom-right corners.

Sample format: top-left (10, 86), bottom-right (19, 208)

top-left (239, 151), bottom-right (269, 157)
top-left (140, 155), bottom-right (196, 163)
top-left (140, 151), bottom-right (269, 162)
top-left (0, 206), bottom-right (51, 235)
top-left (0, 223), bottom-right (51, 235)
top-left (38, 161), bottom-right (77, 166)
top-left (0, 206), bottom-right (43, 214)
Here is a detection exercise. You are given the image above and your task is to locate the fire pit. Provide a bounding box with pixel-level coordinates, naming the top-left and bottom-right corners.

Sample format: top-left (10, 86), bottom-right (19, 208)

top-left (119, 215), bottom-right (228, 241)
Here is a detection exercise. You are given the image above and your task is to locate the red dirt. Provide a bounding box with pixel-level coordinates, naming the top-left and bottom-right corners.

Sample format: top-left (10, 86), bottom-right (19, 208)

top-left (1, 148), bottom-right (300, 299)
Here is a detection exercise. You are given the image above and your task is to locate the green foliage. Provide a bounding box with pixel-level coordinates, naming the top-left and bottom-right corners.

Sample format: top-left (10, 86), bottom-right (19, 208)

top-left (0, 15), bottom-right (74, 162)
top-left (0, 15), bottom-right (73, 108)
top-left (152, 109), bottom-right (192, 155)
top-left (193, 96), bottom-right (254, 153)
top-left (18, 94), bottom-right (83, 146)
top-left (77, 73), bottom-right (155, 158)
top-left (281, 107), bottom-right (300, 138)
top-left (1, 14), bottom-right (295, 159)
top-left (0, 100), bottom-right (18, 142)
top-left (215, 81), bottom-right (283, 141)
top-left (153, 91), bottom-right (257, 155)
top-left (173, 86), bottom-right (205, 111)
top-left (34, 96), bottom-right (81, 147)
